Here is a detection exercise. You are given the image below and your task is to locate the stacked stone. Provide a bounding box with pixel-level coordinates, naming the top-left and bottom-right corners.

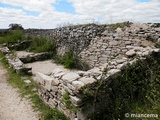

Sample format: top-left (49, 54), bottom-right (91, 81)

top-left (36, 68), bottom-right (97, 119)
top-left (25, 24), bottom-right (106, 55)
top-left (53, 24), bottom-right (105, 55)
top-left (5, 53), bottom-right (32, 74)
top-left (36, 48), bottom-right (160, 120)
top-left (79, 23), bottom-right (160, 67)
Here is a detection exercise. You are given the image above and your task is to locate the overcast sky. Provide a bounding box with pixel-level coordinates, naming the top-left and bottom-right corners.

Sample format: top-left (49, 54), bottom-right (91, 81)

top-left (0, 0), bottom-right (160, 29)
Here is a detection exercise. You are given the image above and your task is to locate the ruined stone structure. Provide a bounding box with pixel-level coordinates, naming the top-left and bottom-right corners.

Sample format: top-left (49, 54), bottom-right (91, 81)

top-left (25, 24), bottom-right (106, 55)
top-left (1, 23), bottom-right (160, 120)
top-left (33, 23), bottom-right (160, 120)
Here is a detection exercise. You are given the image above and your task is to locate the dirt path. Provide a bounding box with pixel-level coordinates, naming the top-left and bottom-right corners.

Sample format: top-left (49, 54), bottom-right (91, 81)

top-left (0, 63), bottom-right (39, 120)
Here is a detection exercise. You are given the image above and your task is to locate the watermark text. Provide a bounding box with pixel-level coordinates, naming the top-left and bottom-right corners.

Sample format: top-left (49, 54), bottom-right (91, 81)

top-left (125, 113), bottom-right (158, 118)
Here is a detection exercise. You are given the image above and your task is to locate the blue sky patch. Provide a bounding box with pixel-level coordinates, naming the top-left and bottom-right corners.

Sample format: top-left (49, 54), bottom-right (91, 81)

top-left (54, 1), bottom-right (75, 14)
top-left (137, 0), bottom-right (150, 3)
top-left (0, 3), bottom-right (39, 16)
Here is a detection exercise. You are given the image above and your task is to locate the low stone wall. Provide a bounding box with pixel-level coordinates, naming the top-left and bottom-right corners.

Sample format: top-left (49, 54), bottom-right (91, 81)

top-left (35, 49), bottom-right (159, 120)
top-left (79, 23), bottom-right (160, 67)
top-left (36, 69), bottom-right (96, 119)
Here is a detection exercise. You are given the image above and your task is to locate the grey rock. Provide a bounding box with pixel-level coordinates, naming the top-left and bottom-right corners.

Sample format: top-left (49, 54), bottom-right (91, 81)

top-left (54, 72), bottom-right (65, 78)
top-left (109, 41), bottom-right (118, 46)
top-left (62, 72), bottom-right (80, 83)
top-left (108, 69), bottom-right (121, 76)
top-left (141, 40), bottom-right (155, 47)
top-left (52, 78), bottom-right (59, 86)
top-left (72, 81), bottom-right (85, 90)
top-left (79, 77), bottom-right (96, 85)
top-left (116, 59), bottom-right (126, 64)
top-left (51, 86), bottom-right (58, 92)
top-left (0, 47), bottom-right (9, 54)
top-left (70, 96), bottom-right (82, 107)
top-left (101, 30), bottom-right (108, 36)
top-left (116, 27), bottom-right (123, 33)
top-left (36, 72), bottom-right (53, 90)
top-left (52, 68), bottom-right (63, 75)
top-left (24, 80), bottom-right (31, 84)
top-left (125, 50), bottom-right (136, 57)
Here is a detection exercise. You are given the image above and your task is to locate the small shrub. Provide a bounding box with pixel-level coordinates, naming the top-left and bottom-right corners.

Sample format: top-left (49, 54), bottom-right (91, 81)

top-left (146, 35), bottom-right (156, 42)
top-left (29, 36), bottom-right (56, 54)
top-left (108, 22), bottom-right (129, 30)
top-left (155, 42), bottom-right (160, 48)
top-left (62, 91), bottom-right (78, 112)
top-left (55, 49), bottom-right (90, 70)
top-left (0, 30), bottom-right (25, 44)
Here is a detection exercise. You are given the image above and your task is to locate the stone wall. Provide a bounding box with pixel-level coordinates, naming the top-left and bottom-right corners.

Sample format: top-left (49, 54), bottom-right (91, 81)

top-left (79, 23), bottom-right (160, 67)
top-left (35, 48), bottom-right (160, 120)
top-left (25, 24), bottom-right (106, 55)
top-left (25, 23), bottom-right (160, 68)
top-left (36, 69), bottom-right (97, 120)
top-left (32, 23), bottom-right (160, 120)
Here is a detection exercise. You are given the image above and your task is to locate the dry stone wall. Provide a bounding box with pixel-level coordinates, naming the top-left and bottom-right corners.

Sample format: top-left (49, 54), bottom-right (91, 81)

top-left (79, 23), bottom-right (160, 67)
top-left (25, 24), bottom-right (105, 55)
top-left (36, 69), bottom-right (96, 120)
top-left (33, 23), bottom-right (160, 120)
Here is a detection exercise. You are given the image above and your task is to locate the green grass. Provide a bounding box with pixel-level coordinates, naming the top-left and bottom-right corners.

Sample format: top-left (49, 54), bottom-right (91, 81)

top-left (0, 52), bottom-right (69, 120)
top-left (0, 30), bottom-right (26, 44)
top-left (54, 49), bottom-right (90, 70)
top-left (108, 22), bottom-right (129, 30)
top-left (0, 30), bottom-right (56, 55)
top-left (28, 36), bottom-right (56, 54)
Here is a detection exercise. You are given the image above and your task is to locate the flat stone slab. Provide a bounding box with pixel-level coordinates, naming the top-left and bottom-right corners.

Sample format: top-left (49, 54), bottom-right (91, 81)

top-left (36, 72), bottom-right (53, 90)
top-left (125, 49), bottom-right (136, 57)
top-left (25, 60), bottom-right (66, 75)
top-left (72, 81), bottom-right (85, 90)
top-left (141, 40), bottom-right (155, 47)
top-left (62, 72), bottom-right (80, 83)
top-left (16, 51), bottom-right (34, 58)
top-left (70, 96), bottom-right (82, 107)
top-left (79, 77), bottom-right (96, 85)
top-left (24, 80), bottom-right (31, 84)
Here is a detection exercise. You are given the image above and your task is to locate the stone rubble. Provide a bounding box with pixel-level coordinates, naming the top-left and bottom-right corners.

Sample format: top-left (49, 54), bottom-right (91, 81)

top-left (5, 53), bottom-right (31, 74)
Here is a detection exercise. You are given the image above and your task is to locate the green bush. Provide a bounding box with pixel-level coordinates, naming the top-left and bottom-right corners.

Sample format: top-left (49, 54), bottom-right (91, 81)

top-left (155, 42), bottom-right (160, 48)
top-left (29, 36), bottom-right (56, 54)
top-left (62, 91), bottom-right (78, 112)
top-left (0, 30), bottom-right (25, 44)
top-left (55, 49), bottom-right (90, 70)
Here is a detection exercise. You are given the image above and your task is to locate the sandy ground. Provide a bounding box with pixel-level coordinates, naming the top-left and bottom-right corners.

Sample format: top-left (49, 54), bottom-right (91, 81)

top-left (25, 60), bottom-right (77, 75)
top-left (0, 63), bottom-right (39, 120)
top-left (16, 51), bottom-right (77, 75)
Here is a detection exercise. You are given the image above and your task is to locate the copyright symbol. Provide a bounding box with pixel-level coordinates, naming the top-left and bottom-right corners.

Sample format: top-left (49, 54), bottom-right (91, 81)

top-left (125, 113), bottom-right (130, 118)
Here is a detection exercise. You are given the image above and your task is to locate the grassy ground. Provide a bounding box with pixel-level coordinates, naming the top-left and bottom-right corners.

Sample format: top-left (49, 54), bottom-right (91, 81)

top-left (0, 52), bottom-right (69, 120)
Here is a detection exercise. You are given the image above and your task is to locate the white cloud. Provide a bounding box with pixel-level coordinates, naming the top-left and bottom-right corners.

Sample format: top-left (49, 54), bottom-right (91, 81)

top-left (68, 0), bottom-right (160, 23)
top-left (1, 0), bottom-right (56, 12)
top-left (0, 0), bottom-right (159, 28)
